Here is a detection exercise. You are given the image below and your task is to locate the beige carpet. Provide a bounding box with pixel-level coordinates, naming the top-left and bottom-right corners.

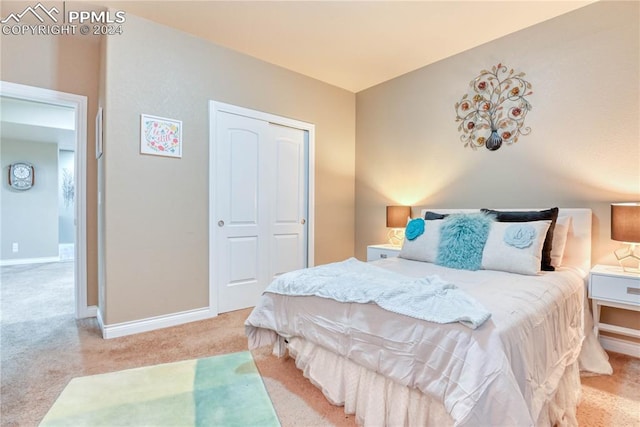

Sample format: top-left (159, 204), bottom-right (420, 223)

top-left (578, 352), bottom-right (640, 426)
top-left (1, 262), bottom-right (638, 426)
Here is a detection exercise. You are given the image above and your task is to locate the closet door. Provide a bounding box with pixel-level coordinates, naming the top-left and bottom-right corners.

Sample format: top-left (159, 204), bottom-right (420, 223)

top-left (213, 112), bottom-right (307, 313)
top-left (269, 124), bottom-right (308, 281)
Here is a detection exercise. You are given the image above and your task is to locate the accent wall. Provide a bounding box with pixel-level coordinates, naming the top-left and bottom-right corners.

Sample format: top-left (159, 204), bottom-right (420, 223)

top-left (355, 1), bottom-right (639, 339)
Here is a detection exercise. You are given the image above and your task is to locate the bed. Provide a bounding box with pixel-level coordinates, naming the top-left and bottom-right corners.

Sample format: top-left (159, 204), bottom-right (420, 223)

top-left (246, 208), bottom-right (612, 426)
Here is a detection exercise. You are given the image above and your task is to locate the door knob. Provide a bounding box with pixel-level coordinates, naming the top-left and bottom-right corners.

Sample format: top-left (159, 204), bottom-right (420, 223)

top-left (301, 219), bottom-right (306, 225)
top-left (218, 220), bottom-right (225, 227)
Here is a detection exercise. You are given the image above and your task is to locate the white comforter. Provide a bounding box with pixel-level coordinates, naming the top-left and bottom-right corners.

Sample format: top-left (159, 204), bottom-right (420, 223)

top-left (246, 257), bottom-right (587, 426)
top-left (264, 258), bottom-right (491, 329)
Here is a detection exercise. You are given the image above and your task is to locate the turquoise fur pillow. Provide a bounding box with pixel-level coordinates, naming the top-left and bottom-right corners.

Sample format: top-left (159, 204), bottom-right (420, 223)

top-left (436, 213), bottom-right (493, 270)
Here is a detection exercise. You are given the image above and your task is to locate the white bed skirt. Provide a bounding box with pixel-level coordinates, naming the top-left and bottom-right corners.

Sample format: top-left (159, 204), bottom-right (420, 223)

top-left (286, 337), bottom-right (582, 427)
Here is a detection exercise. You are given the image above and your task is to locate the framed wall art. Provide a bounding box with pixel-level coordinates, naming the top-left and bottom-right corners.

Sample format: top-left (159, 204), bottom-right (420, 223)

top-left (140, 114), bottom-right (182, 158)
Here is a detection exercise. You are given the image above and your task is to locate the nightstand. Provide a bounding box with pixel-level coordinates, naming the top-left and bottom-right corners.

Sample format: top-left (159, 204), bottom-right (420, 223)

top-left (589, 264), bottom-right (640, 339)
top-left (367, 244), bottom-right (401, 262)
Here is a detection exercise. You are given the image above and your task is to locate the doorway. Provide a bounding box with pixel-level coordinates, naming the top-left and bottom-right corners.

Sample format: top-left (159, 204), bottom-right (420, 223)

top-left (0, 81), bottom-right (89, 319)
top-left (209, 101), bottom-right (315, 314)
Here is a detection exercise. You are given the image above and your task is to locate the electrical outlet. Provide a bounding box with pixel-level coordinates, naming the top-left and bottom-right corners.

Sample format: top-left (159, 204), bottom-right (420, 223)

top-left (12, 242), bottom-right (19, 253)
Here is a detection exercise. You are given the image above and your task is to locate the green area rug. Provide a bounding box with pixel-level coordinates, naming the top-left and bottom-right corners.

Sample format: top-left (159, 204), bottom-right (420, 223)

top-left (40, 351), bottom-right (280, 427)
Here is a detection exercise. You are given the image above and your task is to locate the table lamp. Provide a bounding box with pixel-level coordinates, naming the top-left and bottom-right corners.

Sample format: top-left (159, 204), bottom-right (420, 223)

top-left (386, 205), bottom-right (411, 247)
top-left (611, 202), bottom-right (640, 273)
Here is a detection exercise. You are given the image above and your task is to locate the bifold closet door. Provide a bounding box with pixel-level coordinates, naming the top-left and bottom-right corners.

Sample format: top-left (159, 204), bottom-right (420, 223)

top-left (214, 112), bottom-right (307, 313)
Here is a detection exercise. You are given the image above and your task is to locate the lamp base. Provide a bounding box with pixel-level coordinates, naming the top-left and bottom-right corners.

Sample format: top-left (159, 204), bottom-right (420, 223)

top-left (387, 228), bottom-right (405, 247)
top-left (614, 243), bottom-right (640, 274)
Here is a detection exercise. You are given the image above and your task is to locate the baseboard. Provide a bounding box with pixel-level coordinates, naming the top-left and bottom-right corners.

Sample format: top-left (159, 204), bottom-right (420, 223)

top-left (77, 305), bottom-right (97, 319)
top-left (0, 256), bottom-right (60, 266)
top-left (96, 308), bottom-right (105, 337)
top-left (600, 336), bottom-right (640, 358)
top-left (100, 307), bottom-right (217, 339)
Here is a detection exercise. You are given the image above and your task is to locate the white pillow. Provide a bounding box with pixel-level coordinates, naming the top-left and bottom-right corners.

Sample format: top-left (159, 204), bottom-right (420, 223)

top-left (399, 219), bottom-right (443, 263)
top-left (481, 221), bottom-right (551, 275)
top-left (550, 215), bottom-right (571, 268)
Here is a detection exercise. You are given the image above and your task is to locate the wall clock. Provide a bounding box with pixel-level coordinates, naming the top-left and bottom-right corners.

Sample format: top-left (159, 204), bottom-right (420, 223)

top-left (9, 162), bottom-right (35, 190)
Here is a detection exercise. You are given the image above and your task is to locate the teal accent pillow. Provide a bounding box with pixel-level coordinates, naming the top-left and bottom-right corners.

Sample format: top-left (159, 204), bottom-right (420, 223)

top-left (436, 213), bottom-right (493, 270)
top-left (405, 218), bottom-right (425, 240)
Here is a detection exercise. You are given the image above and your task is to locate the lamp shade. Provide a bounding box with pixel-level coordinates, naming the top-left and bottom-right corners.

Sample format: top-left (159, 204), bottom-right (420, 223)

top-left (386, 205), bottom-right (411, 228)
top-left (611, 203), bottom-right (640, 243)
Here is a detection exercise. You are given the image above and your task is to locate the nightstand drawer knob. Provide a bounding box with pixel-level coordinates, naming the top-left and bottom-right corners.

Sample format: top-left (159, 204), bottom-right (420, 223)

top-left (380, 254), bottom-right (387, 259)
top-left (628, 287), bottom-right (640, 295)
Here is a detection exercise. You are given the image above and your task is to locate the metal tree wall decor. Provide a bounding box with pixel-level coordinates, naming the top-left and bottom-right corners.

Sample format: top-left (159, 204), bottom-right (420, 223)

top-left (62, 168), bottom-right (74, 208)
top-left (454, 63), bottom-right (533, 151)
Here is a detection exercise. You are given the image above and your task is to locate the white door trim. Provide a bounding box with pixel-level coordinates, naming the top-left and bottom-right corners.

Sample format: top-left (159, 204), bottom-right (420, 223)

top-left (208, 101), bottom-right (315, 315)
top-left (0, 81), bottom-right (91, 319)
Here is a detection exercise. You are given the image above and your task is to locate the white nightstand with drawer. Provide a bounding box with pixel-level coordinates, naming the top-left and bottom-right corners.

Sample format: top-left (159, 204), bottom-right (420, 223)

top-left (589, 264), bottom-right (640, 339)
top-left (367, 244), bottom-right (401, 262)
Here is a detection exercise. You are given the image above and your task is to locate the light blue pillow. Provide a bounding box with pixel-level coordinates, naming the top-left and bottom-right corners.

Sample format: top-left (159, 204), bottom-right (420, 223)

top-left (436, 213), bottom-right (493, 270)
top-left (503, 224), bottom-right (536, 248)
top-left (482, 221), bottom-right (551, 275)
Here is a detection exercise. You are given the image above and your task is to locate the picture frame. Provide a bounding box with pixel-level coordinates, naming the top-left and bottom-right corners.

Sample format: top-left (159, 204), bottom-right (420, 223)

top-left (140, 114), bottom-right (182, 158)
top-left (95, 107), bottom-right (103, 159)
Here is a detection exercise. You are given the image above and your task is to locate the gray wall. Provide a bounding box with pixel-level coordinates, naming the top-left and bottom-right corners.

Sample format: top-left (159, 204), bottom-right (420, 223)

top-left (355, 1), bottom-right (639, 265)
top-left (1, 140), bottom-right (59, 261)
top-left (101, 14), bottom-right (355, 324)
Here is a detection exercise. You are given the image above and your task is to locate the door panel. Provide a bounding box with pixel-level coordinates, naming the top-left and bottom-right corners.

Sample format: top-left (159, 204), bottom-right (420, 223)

top-left (228, 236), bottom-right (258, 285)
top-left (229, 131), bottom-right (259, 225)
top-left (275, 139), bottom-right (301, 223)
top-left (272, 234), bottom-right (300, 277)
